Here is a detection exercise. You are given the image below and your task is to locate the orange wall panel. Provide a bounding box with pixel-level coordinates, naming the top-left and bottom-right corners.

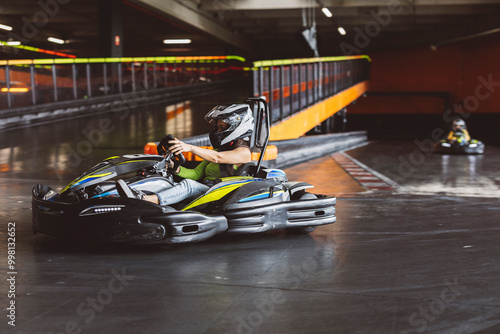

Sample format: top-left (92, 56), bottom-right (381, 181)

top-left (348, 35), bottom-right (500, 115)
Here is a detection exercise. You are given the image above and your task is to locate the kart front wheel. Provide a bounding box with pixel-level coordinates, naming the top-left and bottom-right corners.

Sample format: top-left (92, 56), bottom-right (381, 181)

top-left (287, 192), bottom-right (318, 234)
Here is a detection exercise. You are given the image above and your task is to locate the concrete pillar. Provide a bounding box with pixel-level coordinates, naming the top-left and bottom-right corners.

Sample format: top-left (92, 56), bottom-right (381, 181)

top-left (99, 0), bottom-right (123, 57)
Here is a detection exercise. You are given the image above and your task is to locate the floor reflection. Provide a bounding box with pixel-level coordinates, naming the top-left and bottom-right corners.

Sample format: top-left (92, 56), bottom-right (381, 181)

top-left (399, 150), bottom-right (498, 197)
top-left (440, 154), bottom-right (483, 186)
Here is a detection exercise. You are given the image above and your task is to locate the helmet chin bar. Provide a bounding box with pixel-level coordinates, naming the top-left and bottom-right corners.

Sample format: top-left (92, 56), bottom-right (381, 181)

top-left (209, 131), bottom-right (223, 149)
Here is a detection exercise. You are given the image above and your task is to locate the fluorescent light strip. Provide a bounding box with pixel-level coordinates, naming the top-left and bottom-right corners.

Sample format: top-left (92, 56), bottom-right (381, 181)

top-left (163, 39), bottom-right (191, 44)
top-left (6, 41), bottom-right (21, 46)
top-left (0, 24), bottom-right (13, 31)
top-left (321, 7), bottom-right (333, 18)
top-left (47, 37), bottom-right (65, 44)
top-left (338, 27), bottom-right (346, 35)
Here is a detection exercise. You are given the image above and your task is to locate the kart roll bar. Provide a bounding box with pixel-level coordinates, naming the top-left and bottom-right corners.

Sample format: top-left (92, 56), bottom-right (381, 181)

top-left (244, 97), bottom-right (270, 175)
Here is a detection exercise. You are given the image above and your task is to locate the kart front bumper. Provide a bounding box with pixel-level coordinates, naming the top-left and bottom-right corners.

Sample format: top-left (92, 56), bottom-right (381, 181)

top-left (435, 141), bottom-right (485, 154)
top-left (32, 185), bottom-right (228, 244)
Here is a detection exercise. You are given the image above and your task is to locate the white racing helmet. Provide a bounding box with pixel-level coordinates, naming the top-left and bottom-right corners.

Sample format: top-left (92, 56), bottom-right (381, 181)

top-left (205, 103), bottom-right (254, 149)
top-left (452, 118), bottom-right (466, 131)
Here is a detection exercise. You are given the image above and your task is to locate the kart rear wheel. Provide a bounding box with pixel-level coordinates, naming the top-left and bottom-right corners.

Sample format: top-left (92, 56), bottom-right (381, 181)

top-left (288, 191), bottom-right (318, 234)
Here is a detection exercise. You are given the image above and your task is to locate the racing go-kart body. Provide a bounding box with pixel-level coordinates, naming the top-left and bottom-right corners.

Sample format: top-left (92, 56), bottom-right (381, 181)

top-left (32, 98), bottom-right (336, 244)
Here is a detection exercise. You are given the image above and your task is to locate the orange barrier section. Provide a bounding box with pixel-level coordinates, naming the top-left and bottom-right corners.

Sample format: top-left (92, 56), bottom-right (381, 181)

top-left (0, 68), bottom-right (73, 89)
top-left (269, 81), bottom-right (369, 141)
top-left (144, 142), bottom-right (278, 161)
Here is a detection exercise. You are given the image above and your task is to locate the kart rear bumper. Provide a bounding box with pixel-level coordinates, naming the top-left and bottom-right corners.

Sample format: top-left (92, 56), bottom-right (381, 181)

top-left (224, 195), bottom-right (336, 233)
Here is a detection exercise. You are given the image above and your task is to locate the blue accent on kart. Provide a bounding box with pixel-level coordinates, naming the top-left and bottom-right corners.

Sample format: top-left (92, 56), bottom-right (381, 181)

top-left (71, 174), bottom-right (111, 189)
top-left (238, 190), bottom-right (285, 202)
top-left (266, 170), bottom-right (287, 179)
top-left (93, 190), bottom-right (118, 198)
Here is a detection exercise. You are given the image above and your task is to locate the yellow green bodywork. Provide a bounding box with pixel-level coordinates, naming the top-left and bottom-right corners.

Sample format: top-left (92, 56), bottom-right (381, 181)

top-left (182, 179), bottom-right (254, 211)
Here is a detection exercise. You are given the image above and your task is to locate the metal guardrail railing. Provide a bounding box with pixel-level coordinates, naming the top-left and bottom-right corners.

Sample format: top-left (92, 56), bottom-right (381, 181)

top-left (0, 54), bottom-right (371, 127)
top-left (0, 56), bottom-right (245, 110)
top-left (252, 56), bottom-right (371, 124)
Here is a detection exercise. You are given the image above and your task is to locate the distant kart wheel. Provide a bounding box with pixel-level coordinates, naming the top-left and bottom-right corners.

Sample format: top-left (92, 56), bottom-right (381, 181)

top-left (288, 191), bottom-right (318, 234)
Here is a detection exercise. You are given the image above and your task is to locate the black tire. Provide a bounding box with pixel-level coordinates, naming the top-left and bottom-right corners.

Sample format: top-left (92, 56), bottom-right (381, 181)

top-left (288, 191), bottom-right (318, 234)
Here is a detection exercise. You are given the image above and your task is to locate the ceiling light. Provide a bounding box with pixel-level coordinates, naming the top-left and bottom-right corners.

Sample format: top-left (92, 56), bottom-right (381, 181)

top-left (321, 7), bottom-right (333, 18)
top-left (0, 24), bottom-right (13, 31)
top-left (6, 41), bottom-right (21, 46)
top-left (163, 39), bottom-right (191, 44)
top-left (47, 37), bottom-right (65, 44)
top-left (338, 27), bottom-right (346, 35)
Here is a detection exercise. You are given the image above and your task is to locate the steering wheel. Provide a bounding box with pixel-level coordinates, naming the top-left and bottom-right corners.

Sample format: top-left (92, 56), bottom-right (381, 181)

top-left (157, 134), bottom-right (186, 171)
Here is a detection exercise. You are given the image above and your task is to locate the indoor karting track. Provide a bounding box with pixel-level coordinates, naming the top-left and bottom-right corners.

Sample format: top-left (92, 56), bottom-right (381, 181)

top-left (1, 111), bottom-right (500, 333)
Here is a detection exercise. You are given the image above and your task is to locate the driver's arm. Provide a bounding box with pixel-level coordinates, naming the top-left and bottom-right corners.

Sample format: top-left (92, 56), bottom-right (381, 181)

top-left (169, 138), bottom-right (251, 164)
top-left (189, 146), bottom-right (251, 164)
top-left (463, 129), bottom-right (471, 142)
top-left (176, 160), bottom-right (209, 181)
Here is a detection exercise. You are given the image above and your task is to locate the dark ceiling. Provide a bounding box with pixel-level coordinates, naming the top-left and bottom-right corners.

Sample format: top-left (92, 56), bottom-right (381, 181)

top-left (1, 0), bottom-right (500, 61)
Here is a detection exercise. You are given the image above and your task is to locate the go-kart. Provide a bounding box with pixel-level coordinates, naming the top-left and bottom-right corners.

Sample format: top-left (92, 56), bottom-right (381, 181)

top-left (32, 98), bottom-right (336, 244)
top-left (434, 139), bottom-right (485, 154)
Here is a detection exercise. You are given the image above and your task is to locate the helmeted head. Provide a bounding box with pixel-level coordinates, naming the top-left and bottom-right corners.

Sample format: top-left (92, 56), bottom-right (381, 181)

top-left (452, 118), bottom-right (466, 131)
top-left (205, 103), bottom-right (254, 149)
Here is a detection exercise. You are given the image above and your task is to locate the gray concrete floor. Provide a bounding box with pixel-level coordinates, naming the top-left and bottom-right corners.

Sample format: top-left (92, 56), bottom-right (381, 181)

top-left (1, 106), bottom-right (500, 334)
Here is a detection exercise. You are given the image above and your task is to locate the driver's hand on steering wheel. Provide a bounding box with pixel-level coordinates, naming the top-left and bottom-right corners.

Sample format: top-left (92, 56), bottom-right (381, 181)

top-left (168, 138), bottom-right (192, 155)
top-left (167, 159), bottom-right (180, 174)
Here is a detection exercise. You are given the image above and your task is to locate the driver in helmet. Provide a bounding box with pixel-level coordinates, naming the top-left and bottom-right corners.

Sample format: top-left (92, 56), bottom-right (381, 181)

top-left (117, 103), bottom-right (254, 206)
top-left (447, 118), bottom-right (470, 144)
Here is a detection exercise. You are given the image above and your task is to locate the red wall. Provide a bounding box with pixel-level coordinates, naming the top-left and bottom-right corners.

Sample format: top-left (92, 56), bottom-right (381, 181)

top-left (349, 34), bottom-right (500, 115)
